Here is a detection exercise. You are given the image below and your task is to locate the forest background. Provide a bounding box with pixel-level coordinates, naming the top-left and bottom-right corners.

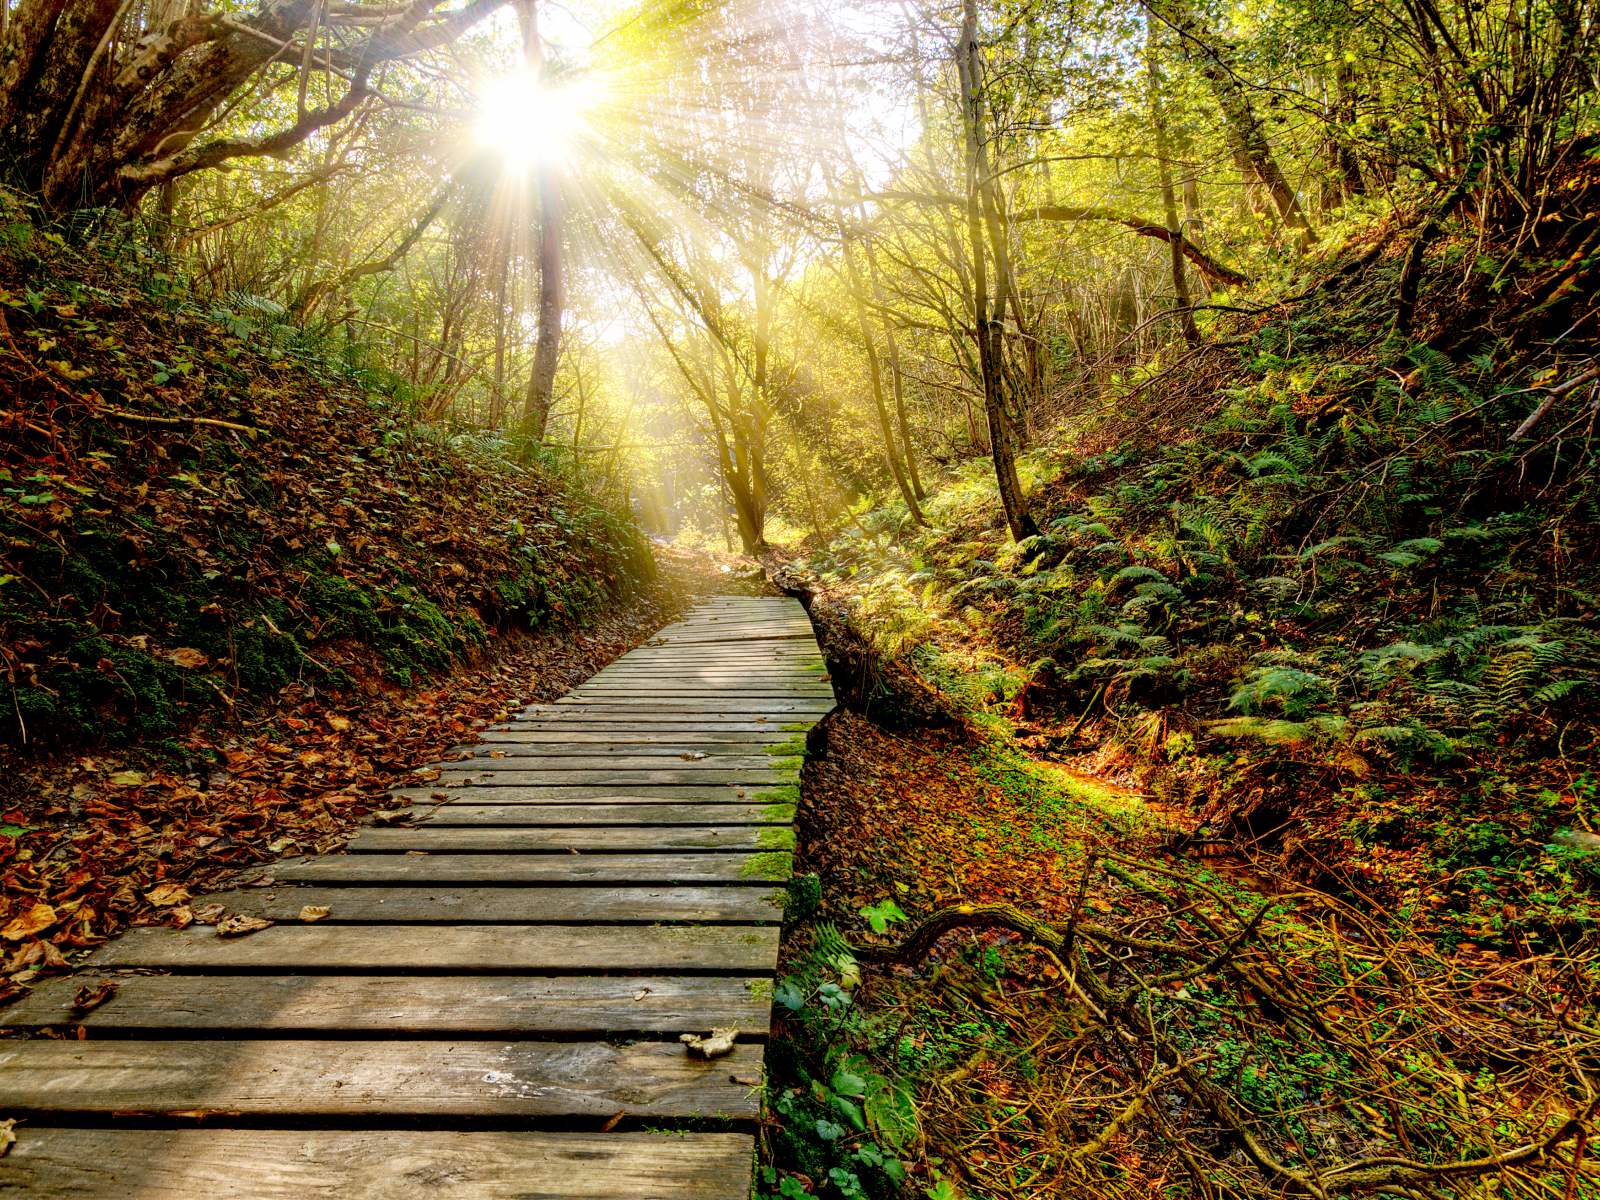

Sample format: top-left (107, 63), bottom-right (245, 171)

top-left (2, 0), bottom-right (1600, 1195)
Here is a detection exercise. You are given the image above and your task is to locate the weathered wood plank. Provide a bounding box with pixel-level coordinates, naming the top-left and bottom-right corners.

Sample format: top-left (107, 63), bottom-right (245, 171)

top-left (344, 825), bottom-right (792, 853)
top-left (271, 852), bottom-right (792, 884)
top-left (388, 786), bottom-right (789, 804)
top-left (401, 803), bottom-right (795, 826)
top-left (507, 715), bottom-right (813, 728)
top-left (0, 1129), bottom-right (755, 1199)
top-left (9, 974), bottom-right (772, 1035)
top-left (182, 885), bottom-right (783, 923)
top-left (471, 731), bottom-right (797, 744)
top-left (0, 1040), bottom-right (762, 1119)
top-left (455, 741), bottom-right (792, 756)
top-left (436, 770), bottom-right (787, 786)
top-left (435, 754), bottom-right (775, 771)
top-left (548, 697), bottom-right (830, 709)
top-left (565, 690), bottom-right (832, 701)
top-left (88, 923), bottom-right (780, 972)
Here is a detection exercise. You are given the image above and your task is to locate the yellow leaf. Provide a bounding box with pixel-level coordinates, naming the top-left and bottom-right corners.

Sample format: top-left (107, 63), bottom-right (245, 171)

top-left (1, 902), bottom-right (57, 940)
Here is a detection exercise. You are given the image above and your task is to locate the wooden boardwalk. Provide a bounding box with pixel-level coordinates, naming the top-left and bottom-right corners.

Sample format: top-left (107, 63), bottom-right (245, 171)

top-left (0, 598), bottom-right (826, 1197)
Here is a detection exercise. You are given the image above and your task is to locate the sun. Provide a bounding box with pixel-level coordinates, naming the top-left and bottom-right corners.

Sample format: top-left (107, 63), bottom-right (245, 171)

top-left (474, 72), bottom-right (592, 168)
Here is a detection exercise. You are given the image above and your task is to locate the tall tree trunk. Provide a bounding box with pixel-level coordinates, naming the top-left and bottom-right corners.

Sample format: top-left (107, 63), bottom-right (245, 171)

top-left (959, 0), bottom-right (1038, 543)
top-left (1322, 57), bottom-right (1366, 209)
top-left (518, 162), bottom-right (562, 455)
top-left (1182, 25), bottom-right (1318, 248)
top-left (1147, 23), bottom-right (1198, 344)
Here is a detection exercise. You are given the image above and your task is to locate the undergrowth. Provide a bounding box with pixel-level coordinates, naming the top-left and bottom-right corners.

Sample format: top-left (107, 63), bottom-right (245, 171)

top-left (0, 193), bottom-right (654, 753)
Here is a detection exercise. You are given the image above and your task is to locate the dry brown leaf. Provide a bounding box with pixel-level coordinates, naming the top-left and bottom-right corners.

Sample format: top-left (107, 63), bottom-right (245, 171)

top-left (71, 980), bottom-right (117, 1015)
top-left (144, 883), bottom-right (190, 907)
top-left (1, 902), bottom-right (57, 940)
top-left (216, 914), bottom-right (274, 937)
top-left (633, 988), bottom-right (650, 1001)
top-left (191, 904), bottom-right (226, 925)
top-left (168, 905), bottom-right (194, 930)
top-left (0, 1117), bottom-right (16, 1158)
top-left (166, 647), bottom-right (209, 669)
top-left (681, 751), bottom-right (708, 761)
top-left (325, 714), bottom-right (351, 732)
top-left (680, 1027), bottom-right (738, 1058)
top-left (372, 808), bottom-right (412, 826)
top-left (299, 905), bottom-right (330, 922)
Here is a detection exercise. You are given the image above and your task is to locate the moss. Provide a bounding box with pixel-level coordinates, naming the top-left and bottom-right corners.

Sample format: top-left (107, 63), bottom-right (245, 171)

top-left (754, 784), bottom-right (800, 805)
top-left (785, 872), bottom-right (822, 920)
top-left (779, 721), bottom-right (811, 732)
top-left (767, 755), bottom-right (803, 774)
top-left (761, 803), bottom-right (797, 822)
top-left (759, 827), bottom-right (796, 850)
top-left (765, 740), bottom-right (806, 758)
top-left (739, 850), bottom-right (794, 880)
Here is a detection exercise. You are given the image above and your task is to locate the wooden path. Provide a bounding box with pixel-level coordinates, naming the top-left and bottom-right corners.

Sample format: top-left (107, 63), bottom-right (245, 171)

top-left (0, 597), bottom-right (827, 1197)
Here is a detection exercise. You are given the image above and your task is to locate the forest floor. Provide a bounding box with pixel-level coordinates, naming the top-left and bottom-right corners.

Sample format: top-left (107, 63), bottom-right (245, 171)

top-left (755, 184), bottom-right (1600, 1200)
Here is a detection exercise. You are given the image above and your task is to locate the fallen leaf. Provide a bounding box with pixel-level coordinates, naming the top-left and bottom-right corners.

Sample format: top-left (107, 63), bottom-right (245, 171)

top-left (144, 883), bottom-right (190, 907)
top-left (600, 1111), bottom-right (625, 1132)
top-left (372, 808), bottom-right (412, 826)
top-left (107, 769), bottom-right (146, 787)
top-left (299, 905), bottom-right (330, 922)
top-left (298, 751), bottom-right (325, 768)
top-left (192, 904), bottom-right (226, 925)
top-left (1, 903), bottom-right (57, 940)
top-left (168, 905), bottom-right (194, 929)
top-left (166, 648), bottom-right (209, 669)
top-left (0, 1117), bottom-right (16, 1158)
top-left (731, 1075), bottom-right (759, 1086)
top-left (71, 980), bottom-right (117, 1015)
top-left (681, 751), bottom-right (708, 761)
top-left (633, 988), bottom-right (650, 1001)
top-left (325, 715), bottom-right (351, 732)
top-left (680, 1027), bottom-right (738, 1058)
top-left (216, 914), bottom-right (274, 937)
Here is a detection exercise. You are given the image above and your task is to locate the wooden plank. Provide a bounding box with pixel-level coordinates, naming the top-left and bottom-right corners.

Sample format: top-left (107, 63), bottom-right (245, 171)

top-left (543, 702), bottom-right (828, 714)
top-left (455, 741), bottom-right (792, 756)
top-left (404, 803), bottom-right (795, 826)
top-left (0, 1039), bottom-right (762, 1119)
top-left (87, 923), bottom-right (780, 972)
top-left (433, 755), bottom-right (776, 772)
top-left (9, 974), bottom-right (774, 1034)
top-left (388, 786), bottom-right (789, 804)
top-left (0, 1129), bottom-right (755, 1199)
top-left (271, 852), bottom-right (792, 884)
top-left (471, 731), bottom-right (796, 744)
top-left (344, 825), bottom-right (792, 853)
top-left (181, 885), bottom-right (784, 923)
top-left (436, 770), bottom-right (787, 786)
top-left (432, 755), bottom-right (774, 774)
top-left (566, 690), bottom-right (832, 700)
top-left (507, 715), bottom-right (812, 728)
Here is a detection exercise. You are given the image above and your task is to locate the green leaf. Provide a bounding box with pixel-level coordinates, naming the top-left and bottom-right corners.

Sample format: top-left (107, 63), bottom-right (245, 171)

top-left (831, 1069), bottom-right (868, 1098)
top-left (859, 898), bottom-right (908, 934)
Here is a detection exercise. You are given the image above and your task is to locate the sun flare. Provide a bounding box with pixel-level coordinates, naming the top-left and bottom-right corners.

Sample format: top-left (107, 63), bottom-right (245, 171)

top-left (474, 73), bottom-right (592, 168)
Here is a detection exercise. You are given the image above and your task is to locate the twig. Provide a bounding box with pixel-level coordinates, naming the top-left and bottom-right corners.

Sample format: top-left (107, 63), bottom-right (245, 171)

top-left (100, 410), bottom-right (258, 434)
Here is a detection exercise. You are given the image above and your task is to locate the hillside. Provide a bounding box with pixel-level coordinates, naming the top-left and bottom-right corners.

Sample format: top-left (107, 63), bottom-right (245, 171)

top-left (756, 163), bottom-right (1600, 1200)
top-left (0, 198), bottom-right (665, 985)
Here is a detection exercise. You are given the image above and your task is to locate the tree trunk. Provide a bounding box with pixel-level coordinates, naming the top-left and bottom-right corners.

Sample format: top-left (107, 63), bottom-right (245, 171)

top-left (1147, 23), bottom-right (1199, 345)
top-left (1168, 5), bottom-right (1318, 248)
top-left (518, 162), bottom-right (562, 455)
top-left (959, 0), bottom-right (1038, 543)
